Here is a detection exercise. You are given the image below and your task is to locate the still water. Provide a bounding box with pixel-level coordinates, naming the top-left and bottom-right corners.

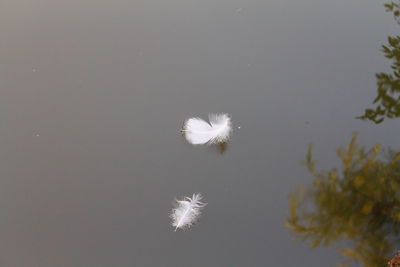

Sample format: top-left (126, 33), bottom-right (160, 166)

top-left (1, 0), bottom-right (400, 266)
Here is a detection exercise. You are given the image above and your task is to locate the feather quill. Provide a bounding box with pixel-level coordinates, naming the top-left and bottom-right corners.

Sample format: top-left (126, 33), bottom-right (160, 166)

top-left (170, 193), bottom-right (206, 231)
top-left (183, 113), bottom-right (232, 145)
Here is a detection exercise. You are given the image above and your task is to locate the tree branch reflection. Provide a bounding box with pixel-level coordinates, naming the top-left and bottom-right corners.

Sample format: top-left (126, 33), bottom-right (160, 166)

top-left (286, 133), bottom-right (400, 266)
top-left (359, 1), bottom-right (400, 123)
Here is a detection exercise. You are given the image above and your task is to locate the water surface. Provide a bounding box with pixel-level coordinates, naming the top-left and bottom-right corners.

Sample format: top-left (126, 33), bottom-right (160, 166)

top-left (1, 0), bottom-right (400, 266)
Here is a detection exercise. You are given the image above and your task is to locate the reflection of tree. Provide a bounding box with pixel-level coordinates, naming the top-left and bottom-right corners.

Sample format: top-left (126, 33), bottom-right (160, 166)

top-left (359, 1), bottom-right (400, 123)
top-left (358, 0), bottom-right (400, 123)
top-left (385, 2), bottom-right (400, 23)
top-left (358, 36), bottom-right (400, 124)
top-left (286, 133), bottom-right (400, 266)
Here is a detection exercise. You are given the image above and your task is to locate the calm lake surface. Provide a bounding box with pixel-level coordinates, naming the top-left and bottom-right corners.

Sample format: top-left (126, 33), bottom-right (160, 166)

top-left (1, 0), bottom-right (400, 266)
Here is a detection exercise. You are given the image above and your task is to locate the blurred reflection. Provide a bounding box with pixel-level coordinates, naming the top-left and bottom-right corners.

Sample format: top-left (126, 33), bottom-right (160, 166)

top-left (215, 142), bottom-right (229, 155)
top-left (387, 251), bottom-right (400, 266)
top-left (359, 1), bottom-right (400, 123)
top-left (286, 133), bottom-right (400, 266)
top-left (181, 129), bottom-right (230, 155)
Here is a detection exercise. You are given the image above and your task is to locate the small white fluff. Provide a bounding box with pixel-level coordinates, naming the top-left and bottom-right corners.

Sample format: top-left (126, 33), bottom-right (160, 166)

top-left (170, 193), bottom-right (206, 231)
top-left (183, 113), bottom-right (232, 145)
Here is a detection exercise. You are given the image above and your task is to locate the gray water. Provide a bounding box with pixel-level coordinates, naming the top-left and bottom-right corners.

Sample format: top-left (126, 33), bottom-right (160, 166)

top-left (1, 0), bottom-right (400, 266)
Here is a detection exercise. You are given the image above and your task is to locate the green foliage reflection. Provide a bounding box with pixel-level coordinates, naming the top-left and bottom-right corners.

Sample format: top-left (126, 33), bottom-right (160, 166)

top-left (359, 1), bottom-right (400, 123)
top-left (286, 133), bottom-right (400, 266)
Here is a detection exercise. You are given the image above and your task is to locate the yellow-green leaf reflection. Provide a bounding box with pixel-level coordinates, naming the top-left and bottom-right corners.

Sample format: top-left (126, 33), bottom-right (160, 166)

top-left (286, 133), bottom-right (400, 266)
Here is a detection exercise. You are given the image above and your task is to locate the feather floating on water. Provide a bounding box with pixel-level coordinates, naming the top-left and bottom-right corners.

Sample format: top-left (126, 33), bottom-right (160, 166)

top-left (182, 113), bottom-right (232, 145)
top-left (170, 193), bottom-right (206, 231)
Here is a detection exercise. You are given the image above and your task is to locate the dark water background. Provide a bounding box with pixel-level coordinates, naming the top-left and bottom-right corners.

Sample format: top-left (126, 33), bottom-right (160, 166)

top-left (1, 0), bottom-right (400, 266)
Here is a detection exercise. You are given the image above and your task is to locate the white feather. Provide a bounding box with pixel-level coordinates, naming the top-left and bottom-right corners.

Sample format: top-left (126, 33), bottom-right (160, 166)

top-left (170, 193), bottom-right (206, 231)
top-left (183, 113), bottom-right (232, 145)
